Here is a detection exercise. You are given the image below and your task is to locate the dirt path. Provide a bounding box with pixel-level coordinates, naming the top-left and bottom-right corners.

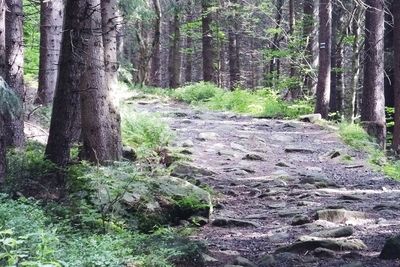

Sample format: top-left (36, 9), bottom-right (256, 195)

top-left (134, 97), bottom-right (400, 267)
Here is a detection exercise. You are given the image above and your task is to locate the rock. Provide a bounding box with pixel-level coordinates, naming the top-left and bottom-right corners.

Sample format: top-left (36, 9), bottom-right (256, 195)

top-left (341, 262), bottom-right (363, 267)
top-left (312, 248), bottom-right (336, 258)
top-left (338, 195), bottom-right (363, 201)
top-left (276, 237), bottom-right (367, 253)
top-left (285, 147), bottom-right (315, 154)
top-left (316, 209), bottom-right (366, 223)
top-left (189, 216), bottom-right (208, 226)
top-left (202, 253), bottom-right (219, 263)
top-left (224, 265), bottom-right (243, 267)
top-left (258, 254), bottom-right (276, 267)
top-left (328, 150), bottom-right (341, 159)
top-left (276, 161), bottom-right (292, 167)
top-left (197, 132), bottom-right (218, 141)
top-left (267, 202), bottom-right (287, 209)
top-left (171, 162), bottom-right (216, 179)
top-left (242, 153), bottom-right (264, 161)
top-left (299, 114), bottom-right (322, 123)
top-left (379, 235), bottom-right (400, 259)
top-left (233, 256), bottom-right (257, 267)
top-left (291, 214), bottom-right (312, 226)
top-left (182, 140), bottom-right (194, 147)
top-left (309, 226), bottom-right (354, 238)
top-left (122, 146), bottom-right (137, 161)
top-left (373, 203), bottom-right (400, 211)
top-left (180, 149), bottom-right (193, 155)
top-left (212, 217), bottom-right (260, 228)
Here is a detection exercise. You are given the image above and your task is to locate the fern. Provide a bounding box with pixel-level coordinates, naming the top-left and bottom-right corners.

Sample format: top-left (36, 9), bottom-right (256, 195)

top-left (0, 77), bottom-right (22, 118)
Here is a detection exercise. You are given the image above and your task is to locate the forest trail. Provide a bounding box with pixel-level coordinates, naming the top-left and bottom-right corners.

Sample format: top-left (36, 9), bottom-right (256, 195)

top-left (134, 96), bottom-right (400, 267)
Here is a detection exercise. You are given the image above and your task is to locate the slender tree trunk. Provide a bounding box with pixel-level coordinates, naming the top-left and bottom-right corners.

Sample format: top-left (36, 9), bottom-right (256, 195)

top-left (0, 117), bottom-right (5, 183)
top-left (45, 0), bottom-right (83, 166)
top-left (202, 0), bottom-right (216, 83)
top-left (303, 0), bottom-right (317, 95)
top-left (35, 0), bottom-right (64, 105)
top-left (392, 0), bottom-right (400, 151)
top-left (4, 0), bottom-right (24, 147)
top-left (228, 0), bottom-right (240, 90)
top-left (168, 10), bottom-right (181, 88)
top-left (344, 7), bottom-right (361, 122)
top-left (269, 0), bottom-right (284, 85)
top-left (185, 33), bottom-right (193, 83)
top-left (149, 0), bottom-right (161, 87)
top-left (315, 0), bottom-right (331, 119)
top-left (80, 0), bottom-right (122, 163)
top-left (0, 1), bottom-right (5, 78)
top-left (361, 0), bottom-right (386, 147)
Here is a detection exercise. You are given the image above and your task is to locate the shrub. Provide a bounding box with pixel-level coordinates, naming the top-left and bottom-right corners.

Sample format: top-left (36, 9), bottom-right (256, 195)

top-left (121, 111), bottom-right (174, 159)
top-left (174, 82), bottom-right (224, 103)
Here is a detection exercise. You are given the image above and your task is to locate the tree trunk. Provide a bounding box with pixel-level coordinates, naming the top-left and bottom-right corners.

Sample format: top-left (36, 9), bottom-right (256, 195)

top-left (202, 0), bottom-right (216, 83)
top-left (0, 1), bottom-right (5, 78)
top-left (168, 10), bottom-right (181, 88)
top-left (35, 0), bottom-right (64, 105)
top-left (4, 0), bottom-right (24, 147)
top-left (45, 0), bottom-right (83, 166)
top-left (101, 0), bottom-right (120, 93)
top-left (303, 0), bottom-right (318, 95)
top-left (361, 0), bottom-right (386, 147)
top-left (314, 0), bottom-right (331, 119)
top-left (268, 0), bottom-right (284, 86)
top-left (79, 0), bottom-right (122, 163)
top-left (392, 0), bottom-right (400, 151)
top-left (0, 117), bottom-right (5, 183)
top-left (228, 0), bottom-right (240, 90)
top-left (149, 0), bottom-right (161, 87)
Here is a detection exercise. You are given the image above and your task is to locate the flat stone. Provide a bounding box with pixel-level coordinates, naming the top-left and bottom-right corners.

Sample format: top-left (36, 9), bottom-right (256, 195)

top-left (198, 132), bottom-right (219, 141)
top-left (258, 255), bottom-right (276, 267)
top-left (233, 256), bottom-right (257, 267)
top-left (379, 235), bottom-right (400, 259)
top-left (299, 114), bottom-right (322, 123)
top-left (276, 237), bottom-right (367, 253)
top-left (285, 147), bottom-right (315, 154)
top-left (171, 162), bottom-right (216, 179)
top-left (338, 195), bottom-right (363, 201)
top-left (242, 153), bottom-right (264, 161)
top-left (212, 217), bottom-right (260, 228)
top-left (316, 209), bottom-right (366, 223)
top-left (291, 214), bottom-right (312, 226)
top-left (182, 140), bottom-right (194, 147)
top-left (341, 262), bottom-right (363, 267)
top-left (309, 226), bottom-right (354, 238)
top-left (374, 203), bottom-right (400, 211)
top-left (276, 161), bottom-right (292, 167)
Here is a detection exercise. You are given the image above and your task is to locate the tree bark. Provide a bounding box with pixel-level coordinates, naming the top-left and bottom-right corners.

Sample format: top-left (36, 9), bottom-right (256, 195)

top-left (361, 0), bottom-right (386, 147)
top-left (4, 0), bottom-right (24, 147)
top-left (168, 9), bottom-right (181, 88)
top-left (35, 0), bottom-right (64, 105)
top-left (315, 0), bottom-right (331, 119)
top-left (79, 0), bottom-right (122, 163)
top-left (392, 0), bottom-right (400, 151)
top-left (268, 0), bottom-right (284, 86)
top-left (45, 0), bottom-right (83, 166)
top-left (228, 0), bottom-right (240, 89)
top-left (202, 0), bottom-right (216, 83)
top-left (0, 116), bottom-right (5, 184)
top-left (149, 0), bottom-right (161, 87)
top-left (303, 0), bottom-right (318, 95)
top-left (0, 1), bottom-right (5, 78)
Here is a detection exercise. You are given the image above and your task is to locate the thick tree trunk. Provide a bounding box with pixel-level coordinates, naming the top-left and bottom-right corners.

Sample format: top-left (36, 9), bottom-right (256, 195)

top-left (392, 0), bottom-right (400, 151)
top-left (315, 0), bottom-right (331, 119)
top-left (35, 0), bottom-right (64, 105)
top-left (168, 10), bottom-right (181, 88)
top-left (4, 0), bottom-right (24, 147)
top-left (0, 1), bottom-right (5, 78)
top-left (45, 0), bottom-right (83, 166)
top-left (101, 0), bottom-right (120, 93)
top-left (202, 0), bottom-right (216, 83)
top-left (361, 0), bottom-right (386, 147)
top-left (80, 0), bottom-right (122, 163)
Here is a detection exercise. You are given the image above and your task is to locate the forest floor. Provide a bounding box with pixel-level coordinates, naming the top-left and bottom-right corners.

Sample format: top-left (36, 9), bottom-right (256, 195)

top-left (133, 95), bottom-right (400, 267)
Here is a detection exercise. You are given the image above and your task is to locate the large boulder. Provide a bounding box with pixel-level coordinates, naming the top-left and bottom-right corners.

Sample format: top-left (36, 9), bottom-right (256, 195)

top-left (379, 235), bottom-right (400, 259)
top-left (275, 237), bottom-right (367, 253)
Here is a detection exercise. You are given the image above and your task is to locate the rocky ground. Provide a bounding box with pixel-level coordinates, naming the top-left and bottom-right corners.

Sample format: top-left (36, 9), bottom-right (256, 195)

top-left (136, 97), bottom-right (400, 267)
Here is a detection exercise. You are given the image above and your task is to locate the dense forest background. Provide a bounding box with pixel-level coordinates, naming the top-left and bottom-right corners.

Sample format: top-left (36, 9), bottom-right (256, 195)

top-left (1, 0), bottom-right (400, 266)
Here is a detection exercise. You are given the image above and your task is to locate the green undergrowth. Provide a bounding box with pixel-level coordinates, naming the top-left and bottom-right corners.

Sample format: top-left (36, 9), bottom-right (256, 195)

top-left (2, 140), bottom-right (209, 266)
top-left (338, 123), bottom-right (400, 180)
top-left (121, 110), bottom-right (175, 160)
top-left (133, 82), bottom-right (313, 119)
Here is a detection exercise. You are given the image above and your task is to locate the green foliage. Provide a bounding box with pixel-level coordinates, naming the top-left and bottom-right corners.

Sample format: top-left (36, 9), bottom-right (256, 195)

top-left (0, 78), bottom-right (23, 118)
top-left (173, 82), bottom-right (224, 103)
top-left (23, 0), bottom-right (40, 80)
top-left (121, 111), bottom-right (174, 158)
top-left (4, 142), bottom-right (59, 195)
top-left (339, 123), bottom-right (374, 150)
